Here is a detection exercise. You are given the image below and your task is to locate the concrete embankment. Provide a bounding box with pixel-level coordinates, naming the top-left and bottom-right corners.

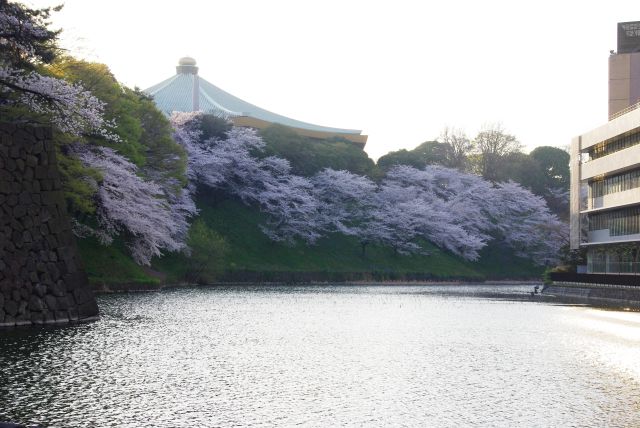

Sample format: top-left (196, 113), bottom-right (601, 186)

top-left (543, 283), bottom-right (640, 308)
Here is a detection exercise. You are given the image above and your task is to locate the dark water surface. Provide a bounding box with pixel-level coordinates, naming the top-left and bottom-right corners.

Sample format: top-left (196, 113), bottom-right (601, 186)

top-left (1, 285), bottom-right (640, 427)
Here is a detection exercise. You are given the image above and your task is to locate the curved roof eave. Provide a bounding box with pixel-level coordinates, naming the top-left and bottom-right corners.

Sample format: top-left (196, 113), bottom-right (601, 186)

top-left (197, 77), bottom-right (362, 135)
top-left (144, 73), bottom-right (362, 135)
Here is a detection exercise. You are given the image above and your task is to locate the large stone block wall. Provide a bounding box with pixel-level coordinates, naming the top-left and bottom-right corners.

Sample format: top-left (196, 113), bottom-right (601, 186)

top-left (0, 123), bottom-right (99, 327)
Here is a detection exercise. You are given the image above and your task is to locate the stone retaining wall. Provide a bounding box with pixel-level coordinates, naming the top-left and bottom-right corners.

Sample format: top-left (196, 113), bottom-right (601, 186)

top-left (0, 124), bottom-right (98, 327)
top-left (544, 283), bottom-right (640, 308)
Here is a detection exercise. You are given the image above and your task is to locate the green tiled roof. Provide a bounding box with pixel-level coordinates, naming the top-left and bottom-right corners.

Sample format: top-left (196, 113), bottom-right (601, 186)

top-left (144, 59), bottom-right (362, 135)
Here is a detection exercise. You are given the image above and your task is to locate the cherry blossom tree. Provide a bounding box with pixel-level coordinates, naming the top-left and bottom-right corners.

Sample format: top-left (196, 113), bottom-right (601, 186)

top-left (311, 168), bottom-right (377, 237)
top-left (361, 195), bottom-right (421, 255)
top-left (171, 112), bottom-right (322, 244)
top-left (255, 166), bottom-right (321, 244)
top-left (72, 145), bottom-right (188, 265)
top-left (491, 181), bottom-right (566, 265)
top-left (309, 168), bottom-right (381, 254)
top-left (377, 165), bottom-right (565, 263)
top-left (172, 112), bottom-right (564, 264)
top-left (377, 166), bottom-right (489, 259)
top-left (0, 67), bottom-right (117, 138)
top-left (383, 165), bottom-right (496, 235)
top-left (163, 178), bottom-right (198, 251)
top-left (0, 0), bottom-right (60, 66)
top-left (0, 1), bottom-right (116, 139)
top-left (310, 166), bottom-right (485, 257)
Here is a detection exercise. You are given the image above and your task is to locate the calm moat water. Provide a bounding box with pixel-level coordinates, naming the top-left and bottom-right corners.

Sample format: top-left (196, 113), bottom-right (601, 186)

top-left (1, 284), bottom-right (640, 427)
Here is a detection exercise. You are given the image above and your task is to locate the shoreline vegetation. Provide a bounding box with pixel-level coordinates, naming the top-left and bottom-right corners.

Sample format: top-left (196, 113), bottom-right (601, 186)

top-left (81, 199), bottom-right (547, 293)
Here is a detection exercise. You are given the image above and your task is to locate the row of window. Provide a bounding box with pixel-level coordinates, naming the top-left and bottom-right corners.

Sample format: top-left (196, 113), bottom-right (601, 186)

top-left (589, 206), bottom-right (640, 236)
top-left (587, 130), bottom-right (640, 161)
top-left (587, 249), bottom-right (638, 274)
top-left (589, 168), bottom-right (640, 199)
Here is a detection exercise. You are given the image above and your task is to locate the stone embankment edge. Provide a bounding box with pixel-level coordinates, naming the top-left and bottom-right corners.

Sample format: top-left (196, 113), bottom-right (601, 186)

top-left (543, 283), bottom-right (640, 308)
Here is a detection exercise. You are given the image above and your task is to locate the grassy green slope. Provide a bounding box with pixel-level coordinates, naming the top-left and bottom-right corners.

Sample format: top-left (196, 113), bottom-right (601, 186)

top-left (78, 198), bottom-right (544, 286)
top-left (473, 244), bottom-right (545, 279)
top-left (77, 237), bottom-right (160, 287)
top-left (188, 199), bottom-right (542, 281)
top-left (199, 200), bottom-right (479, 276)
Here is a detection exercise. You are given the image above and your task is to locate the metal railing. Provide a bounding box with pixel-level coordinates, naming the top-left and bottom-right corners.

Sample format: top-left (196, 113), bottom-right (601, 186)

top-left (588, 261), bottom-right (640, 275)
top-left (610, 100), bottom-right (640, 121)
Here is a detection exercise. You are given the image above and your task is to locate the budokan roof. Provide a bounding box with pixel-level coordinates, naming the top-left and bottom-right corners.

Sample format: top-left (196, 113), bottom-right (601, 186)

top-left (144, 57), bottom-right (367, 147)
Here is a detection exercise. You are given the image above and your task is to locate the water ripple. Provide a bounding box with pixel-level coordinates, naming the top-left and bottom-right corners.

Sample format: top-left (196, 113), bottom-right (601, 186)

top-left (0, 285), bottom-right (639, 427)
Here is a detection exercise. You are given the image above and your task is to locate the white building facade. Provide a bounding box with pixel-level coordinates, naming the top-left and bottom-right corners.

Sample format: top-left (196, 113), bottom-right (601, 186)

top-left (570, 22), bottom-right (640, 274)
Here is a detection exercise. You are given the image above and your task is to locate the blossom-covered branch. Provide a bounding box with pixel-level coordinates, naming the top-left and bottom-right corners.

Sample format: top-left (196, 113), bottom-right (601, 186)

top-left (72, 145), bottom-right (188, 265)
top-left (0, 0), bottom-right (60, 65)
top-left (0, 67), bottom-right (118, 138)
top-left (172, 112), bottom-right (322, 244)
top-left (1, 2), bottom-right (118, 139)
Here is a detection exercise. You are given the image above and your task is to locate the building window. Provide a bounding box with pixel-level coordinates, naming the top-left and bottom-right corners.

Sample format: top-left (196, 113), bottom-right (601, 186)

top-left (586, 129), bottom-right (640, 161)
top-left (589, 168), bottom-right (640, 200)
top-left (587, 245), bottom-right (640, 274)
top-left (587, 249), bottom-right (607, 273)
top-left (589, 205), bottom-right (640, 236)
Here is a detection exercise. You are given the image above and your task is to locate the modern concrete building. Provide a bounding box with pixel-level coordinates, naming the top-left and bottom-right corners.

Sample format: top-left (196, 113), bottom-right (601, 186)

top-left (144, 57), bottom-right (367, 147)
top-left (570, 21), bottom-right (640, 274)
top-left (609, 21), bottom-right (640, 119)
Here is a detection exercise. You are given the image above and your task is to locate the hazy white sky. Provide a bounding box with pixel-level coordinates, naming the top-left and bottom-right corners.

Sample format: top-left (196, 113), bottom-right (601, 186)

top-left (28, 0), bottom-right (637, 159)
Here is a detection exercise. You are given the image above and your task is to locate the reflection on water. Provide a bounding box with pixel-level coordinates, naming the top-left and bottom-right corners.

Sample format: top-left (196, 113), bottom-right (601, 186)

top-left (563, 307), bottom-right (640, 383)
top-left (1, 285), bottom-right (639, 427)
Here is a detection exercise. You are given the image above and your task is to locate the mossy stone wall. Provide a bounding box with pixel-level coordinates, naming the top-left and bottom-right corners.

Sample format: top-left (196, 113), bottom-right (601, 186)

top-left (0, 124), bottom-right (98, 327)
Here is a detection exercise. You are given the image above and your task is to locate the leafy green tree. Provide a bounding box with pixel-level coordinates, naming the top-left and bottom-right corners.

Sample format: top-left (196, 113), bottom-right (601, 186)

top-left (471, 124), bottom-right (522, 182)
top-left (485, 147), bottom-right (569, 219)
top-left (473, 148), bottom-right (569, 218)
top-left (135, 91), bottom-right (187, 188)
top-left (57, 144), bottom-right (101, 216)
top-left (492, 152), bottom-right (547, 195)
top-left (49, 58), bottom-right (147, 164)
top-left (48, 58), bottom-right (188, 207)
top-left (194, 113), bottom-right (232, 141)
top-left (530, 146), bottom-right (570, 191)
top-left (377, 141), bottom-right (450, 171)
top-left (185, 219), bottom-right (228, 283)
top-left (377, 148), bottom-right (424, 170)
top-left (410, 141), bottom-right (450, 166)
top-left (260, 124), bottom-right (375, 176)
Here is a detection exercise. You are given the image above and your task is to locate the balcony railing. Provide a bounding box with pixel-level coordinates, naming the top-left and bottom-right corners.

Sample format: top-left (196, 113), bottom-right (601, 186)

top-left (588, 261), bottom-right (640, 275)
top-left (610, 100), bottom-right (640, 121)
